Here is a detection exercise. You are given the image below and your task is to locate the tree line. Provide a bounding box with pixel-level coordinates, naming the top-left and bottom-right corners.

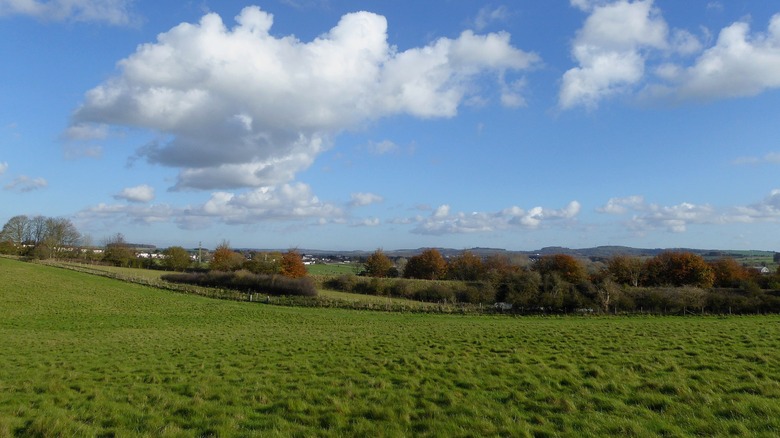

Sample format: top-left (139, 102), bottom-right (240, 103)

top-left (344, 248), bottom-right (780, 314)
top-left (3, 214), bottom-right (779, 313)
top-left (0, 215), bottom-right (81, 259)
top-left (0, 216), bottom-right (308, 279)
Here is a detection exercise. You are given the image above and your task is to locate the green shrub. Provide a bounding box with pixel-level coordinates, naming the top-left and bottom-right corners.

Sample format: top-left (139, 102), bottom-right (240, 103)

top-left (414, 284), bottom-right (455, 303)
top-left (162, 271), bottom-right (316, 297)
top-left (323, 274), bottom-right (357, 292)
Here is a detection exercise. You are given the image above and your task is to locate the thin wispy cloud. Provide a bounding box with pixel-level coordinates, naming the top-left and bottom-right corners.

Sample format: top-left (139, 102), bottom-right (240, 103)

top-left (0, 0), bottom-right (138, 25)
top-left (4, 175), bottom-right (48, 192)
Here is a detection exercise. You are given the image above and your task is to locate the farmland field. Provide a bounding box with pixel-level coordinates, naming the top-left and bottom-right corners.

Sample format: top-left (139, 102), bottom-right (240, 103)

top-left (306, 262), bottom-right (359, 276)
top-left (1, 258), bottom-right (779, 436)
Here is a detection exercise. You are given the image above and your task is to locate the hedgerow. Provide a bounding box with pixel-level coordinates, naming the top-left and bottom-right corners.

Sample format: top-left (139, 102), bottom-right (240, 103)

top-left (162, 270), bottom-right (317, 297)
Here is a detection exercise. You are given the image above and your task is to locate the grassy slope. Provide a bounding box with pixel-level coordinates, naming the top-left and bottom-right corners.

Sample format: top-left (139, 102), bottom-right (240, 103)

top-left (1, 258), bottom-right (779, 437)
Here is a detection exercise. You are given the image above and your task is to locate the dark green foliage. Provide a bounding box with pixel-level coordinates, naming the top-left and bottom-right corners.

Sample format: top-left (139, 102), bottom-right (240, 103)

top-left (0, 240), bottom-right (18, 255)
top-left (455, 282), bottom-right (496, 304)
top-left (162, 270), bottom-right (316, 297)
top-left (323, 274), bottom-right (358, 292)
top-left (243, 251), bottom-right (281, 275)
top-left (162, 246), bottom-right (191, 271)
top-left (103, 233), bottom-right (135, 267)
top-left (414, 284), bottom-right (455, 303)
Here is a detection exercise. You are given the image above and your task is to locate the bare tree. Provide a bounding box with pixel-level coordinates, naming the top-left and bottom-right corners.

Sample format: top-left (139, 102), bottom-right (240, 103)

top-left (0, 215), bottom-right (30, 244)
top-left (28, 215), bottom-right (47, 245)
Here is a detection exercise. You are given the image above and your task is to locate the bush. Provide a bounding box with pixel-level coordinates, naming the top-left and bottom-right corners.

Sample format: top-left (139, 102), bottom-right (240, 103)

top-left (387, 280), bottom-right (413, 299)
top-left (414, 284), bottom-right (455, 303)
top-left (162, 271), bottom-right (316, 297)
top-left (323, 275), bottom-right (357, 292)
top-left (455, 282), bottom-right (495, 304)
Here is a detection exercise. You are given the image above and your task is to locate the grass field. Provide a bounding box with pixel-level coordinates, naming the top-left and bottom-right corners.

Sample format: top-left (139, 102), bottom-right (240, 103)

top-left (2, 258), bottom-right (780, 436)
top-left (306, 262), bottom-right (359, 276)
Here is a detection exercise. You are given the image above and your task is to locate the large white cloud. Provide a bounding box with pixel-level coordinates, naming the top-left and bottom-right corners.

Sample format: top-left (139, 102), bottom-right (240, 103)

top-left (560, 0), bottom-right (673, 109)
top-left (564, 1), bottom-right (780, 108)
top-left (655, 14), bottom-right (780, 101)
top-left (71, 6), bottom-right (539, 191)
top-left (0, 0), bottom-right (136, 25)
top-left (0, 161), bottom-right (7, 176)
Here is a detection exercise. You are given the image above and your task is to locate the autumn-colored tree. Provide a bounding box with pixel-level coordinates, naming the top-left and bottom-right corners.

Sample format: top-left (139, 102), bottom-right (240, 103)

top-left (280, 249), bottom-right (307, 278)
top-left (644, 251), bottom-right (714, 288)
top-left (163, 246), bottom-right (191, 271)
top-left (532, 254), bottom-right (588, 285)
top-left (210, 241), bottom-right (245, 271)
top-left (710, 257), bottom-right (751, 288)
top-left (447, 251), bottom-right (485, 281)
top-left (363, 249), bottom-right (393, 278)
top-left (483, 254), bottom-right (520, 281)
top-left (404, 248), bottom-right (447, 280)
top-left (607, 255), bottom-right (644, 287)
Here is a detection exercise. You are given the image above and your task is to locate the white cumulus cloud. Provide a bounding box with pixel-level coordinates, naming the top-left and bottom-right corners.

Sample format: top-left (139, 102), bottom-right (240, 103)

top-left (565, 1), bottom-right (780, 107)
top-left (76, 182), bottom-right (344, 230)
top-left (406, 200), bottom-right (580, 235)
top-left (194, 183), bottom-right (343, 225)
top-left (597, 191), bottom-right (780, 233)
top-left (70, 6), bottom-right (539, 191)
top-left (350, 192), bottom-right (384, 207)
top-left (560, 0), bottom-right (670, 109)
top-left (597, 195), bottom-right (645, 214)
top-left (114, 184), bottom-right (155, 203)
top-left (0, 161), bottom-right (7, 175)
top-left (658, 14), bottom-right (780, 101)
top-left (732, 189), bottom-right (780, 222)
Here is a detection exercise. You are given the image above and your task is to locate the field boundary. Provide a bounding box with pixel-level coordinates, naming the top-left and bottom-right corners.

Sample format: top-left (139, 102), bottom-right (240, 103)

top-left (33, 260), bottom-right (503, 315)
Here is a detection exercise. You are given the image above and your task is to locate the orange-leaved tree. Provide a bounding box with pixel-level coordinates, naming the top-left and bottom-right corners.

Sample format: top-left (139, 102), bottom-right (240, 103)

top-left (210, 241), bottom-right (245, 271)
top-left (403, 248), bottom-right (447, 280)
top-left (364, 249), bottom-right (393, 278)
top-left (280, 249), bottom-right (307, 278)
top-left (644, 251), bottom-right (714, 288)
top-left (532, 254), bottom-right (588, 285)
top-left (447, 251), bottom-right (485, 281)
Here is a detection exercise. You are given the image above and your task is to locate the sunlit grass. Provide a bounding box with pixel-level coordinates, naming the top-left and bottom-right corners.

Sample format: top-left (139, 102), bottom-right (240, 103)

top-left (2, 258), bottom-right (779, 436)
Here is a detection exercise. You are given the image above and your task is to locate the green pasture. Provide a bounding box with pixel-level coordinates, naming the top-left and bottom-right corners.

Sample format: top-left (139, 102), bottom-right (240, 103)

top-left (1, 258), bottom-right (779, 437)
top-left (306, 262), bottom-right (359, 276)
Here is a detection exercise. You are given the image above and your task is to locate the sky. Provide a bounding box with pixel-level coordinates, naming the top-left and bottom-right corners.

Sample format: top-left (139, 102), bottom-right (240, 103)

top-left (1, 0), bottom-right (780, 251)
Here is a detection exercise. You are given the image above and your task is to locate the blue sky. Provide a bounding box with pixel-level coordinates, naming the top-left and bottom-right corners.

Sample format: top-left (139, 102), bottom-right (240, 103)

top-left (2, 0), bottom-right (780, 251)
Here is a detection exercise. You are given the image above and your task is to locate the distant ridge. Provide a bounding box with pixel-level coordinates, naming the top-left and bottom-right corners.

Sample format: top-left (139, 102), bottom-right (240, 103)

top-left (238, 246), bottom-right (776, 260)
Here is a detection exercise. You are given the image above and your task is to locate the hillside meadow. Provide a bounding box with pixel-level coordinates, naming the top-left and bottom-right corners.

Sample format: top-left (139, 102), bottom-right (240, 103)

top-left (1, 258), bottom-right (779, 436)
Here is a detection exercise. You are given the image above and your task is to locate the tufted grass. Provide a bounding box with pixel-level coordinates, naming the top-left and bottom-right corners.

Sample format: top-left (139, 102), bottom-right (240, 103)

top-left (1, 257), bottom-right (779, 436)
